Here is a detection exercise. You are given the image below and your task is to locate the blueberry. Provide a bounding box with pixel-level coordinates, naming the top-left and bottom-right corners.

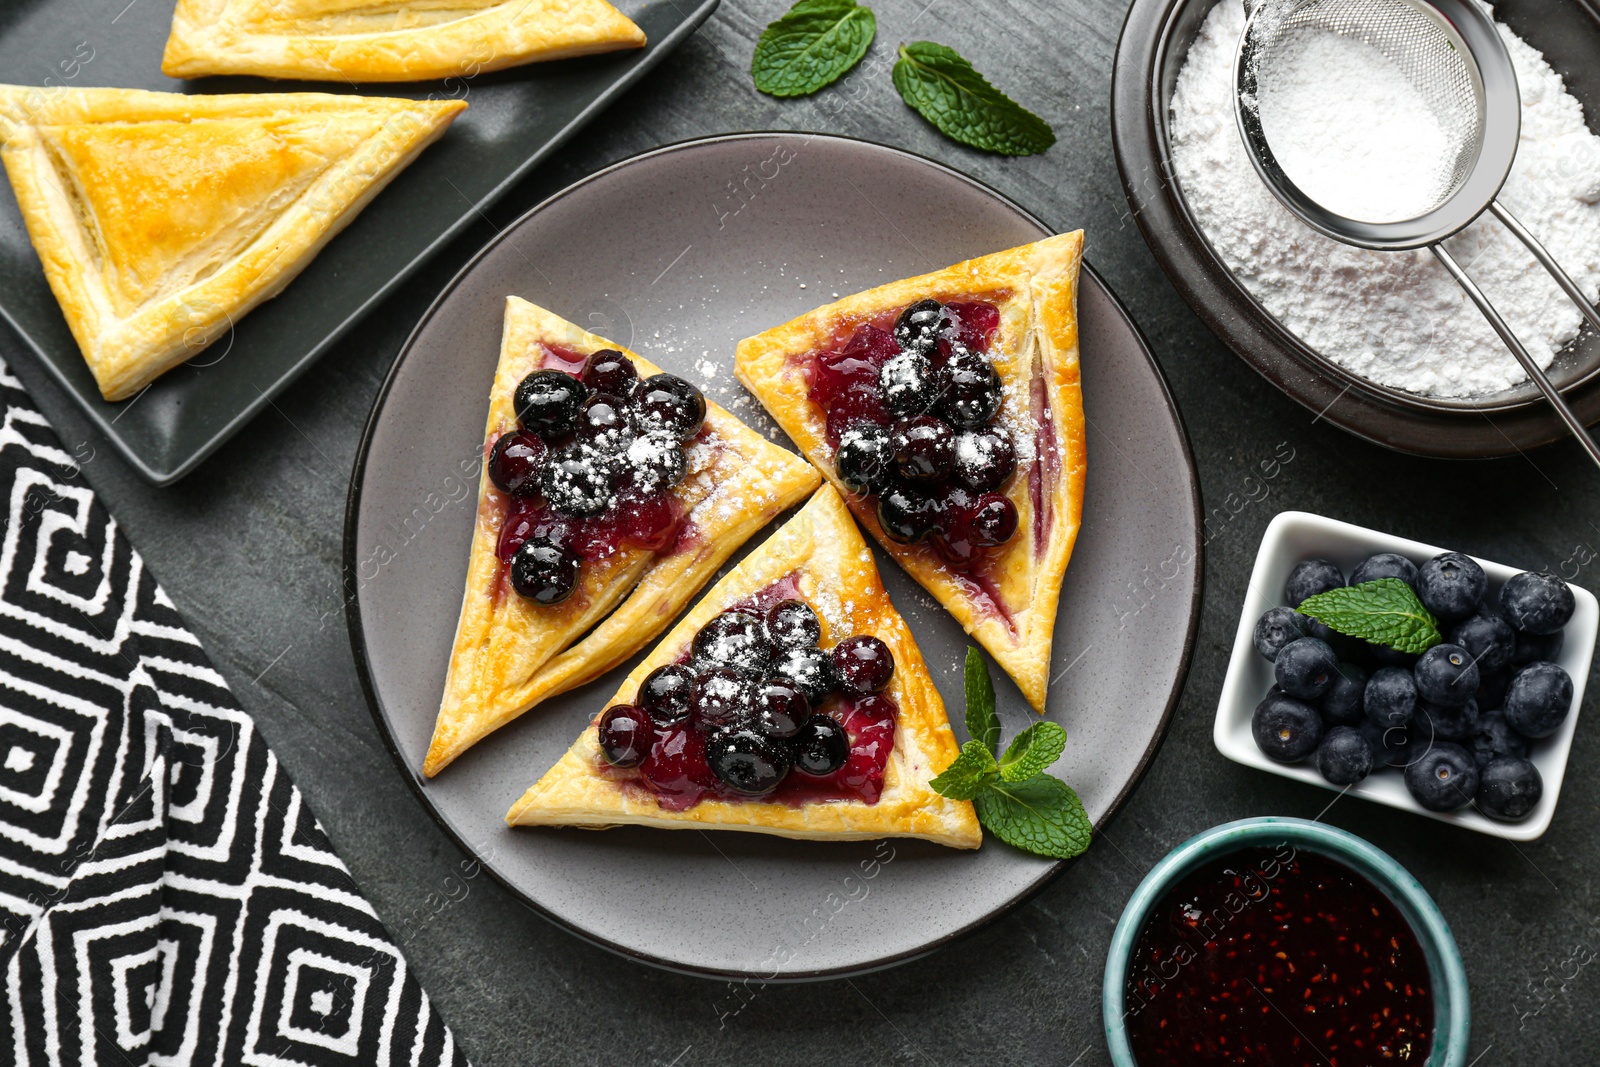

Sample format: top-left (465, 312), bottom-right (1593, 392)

top-left (1315, 725), bottom-right (1373, 785)
top-left (540, 444), bottom-right (614, 517)
top-left (771, 645), bottom-right (837, 706)
top-left (1363, 641), bottom-right (1418, 669)
top-left (1252, 692), bottom-right (1324, 763)
top-left (876, 483), bottom-right (936, 544)
top-left (832, 635), bottom-right (895, 695)
top-left (891, 416), bottom-right (957, 482)
top-left (1284, 559), bottom-right (1344, 607)
top-left (692, 609), bottom-right (771, 677)
top-left (637, 664), bottom-right (694, 724)
top-left (1476, 668), bottom-right (1510, 710)
top-left (1413, 643), bottom-right (1480, 707)
top-left (635, 373), bottom-right (706, 441)
top-left (1500, 571), bottom-right (1575, 635)
top-left (621, 430), bottom-right (686, 495)
top-left (879, 351), bottom-right (938, 419)
top-left (575, 393), bottom-right (637, 454)
top-left (967, 493), bottom-right (1019, 547)
top-left (1450, 611), bottom-right (1514, 677)
top-left (937, 346), bottom-right (1004, 429)
top-left (509, 537), bottom-right (580, 604)
top-left (1274, 637), bottom-right (1337, 699)
top-left (1512, 627), bottom-right (1564, 666)
top-left (1416, 697), bottom-right (1479, 743)
top-left (1503, 661), bottom-right (1573, 738)
top-left (1319, 662), bottom-right (1368, 727)
top-left (1253, 607), bottom-right (1308, 661)
top-left (834, 424), bottom-right (895, 493)
top-left (1417, 552), bottom-right (1487, 622)
top-left (597, 704), bottom-right (653, 767)
top-left (1470, 709), bottom-right (1530, 770)
top-left (792, 715), bottom-right (850, 775)
top-left (1477, 757), bottom-right (1543, 821)
top-left (1361, 718), bottom-right (1414, 769)
top-left (515, 369), bottom-right (587, 438)
top-left (579, 349), bottom-right (637, 395)
top-left (765, 599), bottom-right (821, 650)
top-left (1350, 552), bottom-right (1418, 590)
top-left (754, 677), bottom-right (812, 740)
top-left (487, 430), bottom-right (545, 496)
top-left (893, 298), bottom-right (946, 357)
top-left (689, 668), bottom-right (757, 733)
top-left (1404, 742), bottom-right (1479, 812)
top-left (952, 428), bottom-right (1017, 492)
top-left (705, 726), bottom-right (790, 796)
top-left (1364, 666), bottom-right (1417, 729)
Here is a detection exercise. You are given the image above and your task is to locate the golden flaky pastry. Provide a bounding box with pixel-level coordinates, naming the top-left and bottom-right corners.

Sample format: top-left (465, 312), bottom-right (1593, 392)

top-left (162, 0), bottom-right (646, 82)
top-left (508, 485), bottom-right (981, 848)
top-left (735, 233), bottom-right (1088, 712)
top-left (427, 297), bottom-right (820, 776)
top-left (0, 85), bottom-right (464, 401)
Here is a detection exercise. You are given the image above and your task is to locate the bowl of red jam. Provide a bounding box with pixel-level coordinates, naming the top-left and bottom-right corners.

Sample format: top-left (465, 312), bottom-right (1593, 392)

top-left (1102, 817), bottom-right (1469, 1067)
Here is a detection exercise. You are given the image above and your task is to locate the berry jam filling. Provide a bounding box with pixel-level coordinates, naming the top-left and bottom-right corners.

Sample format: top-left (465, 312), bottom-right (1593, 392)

top-left (803, 299), bottom-right (1024, 579)
top-left (596, 575), bottom-right (900, 810)
top-left (486, 345), bottom-right (705, 606)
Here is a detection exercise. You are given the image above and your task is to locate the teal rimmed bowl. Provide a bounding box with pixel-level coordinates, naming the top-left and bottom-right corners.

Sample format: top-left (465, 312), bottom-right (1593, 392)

top-left (1102, 818), bottom-right (1470, 1066)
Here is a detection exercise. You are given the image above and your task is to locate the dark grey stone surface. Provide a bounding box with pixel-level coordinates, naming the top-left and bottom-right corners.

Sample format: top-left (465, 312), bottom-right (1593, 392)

top-left (3, 0), bottom-right (1597, 1062)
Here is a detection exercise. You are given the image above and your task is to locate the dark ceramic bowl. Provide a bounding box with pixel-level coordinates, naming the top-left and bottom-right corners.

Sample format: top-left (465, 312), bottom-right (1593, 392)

top-left (1111, 0), bottom-right (1600, 458)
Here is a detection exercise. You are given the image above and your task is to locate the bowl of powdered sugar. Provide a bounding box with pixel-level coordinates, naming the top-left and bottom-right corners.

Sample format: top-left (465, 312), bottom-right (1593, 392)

top-left (1113, 0), bottom-right (1600, 457)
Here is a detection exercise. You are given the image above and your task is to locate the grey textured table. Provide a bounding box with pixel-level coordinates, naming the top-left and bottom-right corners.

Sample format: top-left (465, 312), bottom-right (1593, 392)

top-left (6, 1), bottom-right (1598, 1063)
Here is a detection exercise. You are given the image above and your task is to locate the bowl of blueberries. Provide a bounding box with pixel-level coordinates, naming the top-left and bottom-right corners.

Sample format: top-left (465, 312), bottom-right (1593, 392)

top-left (1215, 511), bottom-right (1598, 840)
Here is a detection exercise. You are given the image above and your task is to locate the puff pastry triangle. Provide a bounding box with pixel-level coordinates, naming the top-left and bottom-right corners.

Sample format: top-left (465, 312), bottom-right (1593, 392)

top-left (426, 297), bottom-right (821, 776)
top-left (163, 0), bottom-right (647, 82)
top-left (734, 233), bottom-right (1088, 711)
top-left (507, 485), bottom-right (981, 849)
top-left (0, 86), bottom-right (465, 400)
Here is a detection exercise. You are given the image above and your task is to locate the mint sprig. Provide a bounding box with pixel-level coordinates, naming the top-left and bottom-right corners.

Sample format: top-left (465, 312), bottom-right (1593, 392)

top-left (752, 0), bottom-right (876, 97)
top-left (1297, 577), bottom-right (1442, 654)
top-left (891, 42), bottom-right (1056, 156)
top-left (929, 649), bottom-right (1091, 859)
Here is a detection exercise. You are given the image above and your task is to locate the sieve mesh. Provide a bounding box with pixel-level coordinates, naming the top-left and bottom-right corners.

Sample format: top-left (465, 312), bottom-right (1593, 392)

top-left (1245, 0), bottom-right (1483, 216)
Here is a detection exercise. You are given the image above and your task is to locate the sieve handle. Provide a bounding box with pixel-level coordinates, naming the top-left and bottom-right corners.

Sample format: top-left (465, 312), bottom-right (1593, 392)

top-left (1489, 200), bottom-right (1600, 338)
top-left (1431, 243), bottom-right (1600, 472)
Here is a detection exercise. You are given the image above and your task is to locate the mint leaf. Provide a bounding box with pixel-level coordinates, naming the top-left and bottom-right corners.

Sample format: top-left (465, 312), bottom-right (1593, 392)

top-left (974, 776), bottom-right (1091, 859)
top-left (1297, 578), bottom-right (1442, 654)
top-left (891, 42), bottom-right (1055, 156)
top-left (752, 0), bottom-right (876, 97)
top-left (998, 721), bottom-right (1066, 782)
top-left (929, 740), bottom-right (998, 800)
top-left (964, 647), bottom-right (1000, 755)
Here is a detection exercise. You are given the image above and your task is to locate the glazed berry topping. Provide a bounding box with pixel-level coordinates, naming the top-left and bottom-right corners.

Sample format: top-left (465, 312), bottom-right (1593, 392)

top-left (509, 537), bottom-right (580, 604)
top-left (636, 723), bottom-right (718, 808)
top-left (876, 483), bottom-right (936, 544)
top-left (810, 326), bottom-right (897, 442)
top-left (635, 373), bottom-right (707, 441)
top-left (705, 726), bottom-right (791, 796)
top-left (514, 369), bottom-right (587, 438)
top-left (487, 431), bottom-right (546, 496)
top-left (754, 677), bottom-right (812, 739)
top-left (692, 609), bottom-right (772, 676)
top-left (893, 298), bottom-right (946, 357)
top-left (879, 350), bottom-right (937, 419)
top-left (621, 430), bottom-right (687, 496)
top-left (575, 393), bottom-right (637, 454)
top-left (580, 349), bottom-right (638, 395)
top-left (771, 644), bottom-right (837, 706)
top-left (832, 635), bottom-right (894, 695)
top-left (690, 667), bottom-right (757, 732)
top-left (638, 663), bottom-right (694, 725)
top-left (834, 424), bottom-right (895, 494)
top-left (892, 416), bottom-right (957, 482)
top-left (945, 301), bottom-right (1001, 352)
top-left (765, 599), bottom-right (822, 650)
top-left (951, 427), bottom-right (1016, 492)
top-left (791, 715), bottom-right (849, 775)
top-left (967, 493), bottom-right (1018, 547)
top-left (539, 443), bottom-right (614, 517)
top-left (937, 346), bottom-right (1003, 429)
top-left (597, 704), bottom-right (654, 767)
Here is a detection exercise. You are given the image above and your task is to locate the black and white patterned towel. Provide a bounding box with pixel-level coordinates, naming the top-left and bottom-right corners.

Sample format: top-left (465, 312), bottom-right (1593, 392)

top-left (0, 362), bottom-right (466, 1066)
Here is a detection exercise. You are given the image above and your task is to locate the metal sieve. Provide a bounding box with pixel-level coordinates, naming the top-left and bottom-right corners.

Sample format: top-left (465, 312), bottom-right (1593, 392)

top-left (1235, 0), bottom-right (1600, 469)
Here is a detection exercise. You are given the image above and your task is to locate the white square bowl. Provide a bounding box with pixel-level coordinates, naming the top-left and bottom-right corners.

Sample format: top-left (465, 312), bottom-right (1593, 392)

top-left (1215, 511), bottom-right (1597, 840)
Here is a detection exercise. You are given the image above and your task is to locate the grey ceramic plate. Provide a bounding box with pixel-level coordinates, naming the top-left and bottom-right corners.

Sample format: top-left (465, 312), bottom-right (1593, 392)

top-left (0, 0), bottom-right (717, 485)
top-left (346, 133), bottom-right (1204, 979)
